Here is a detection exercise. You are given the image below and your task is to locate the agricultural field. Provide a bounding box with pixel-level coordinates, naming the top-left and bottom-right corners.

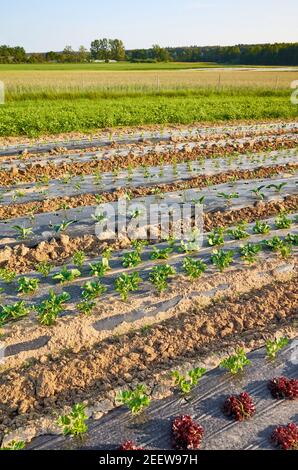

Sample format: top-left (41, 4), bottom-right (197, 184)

top-left (0, 121), bottom-right (297, 451)
top-left (0, 66), bottom-right (297, 137)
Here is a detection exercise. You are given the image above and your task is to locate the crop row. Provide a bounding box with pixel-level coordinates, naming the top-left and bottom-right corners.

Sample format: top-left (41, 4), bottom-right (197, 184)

top-left (1, 148), bottom-right (296, 208)
top-left (0, 220), bottom-right (297, 326)
top-left (1, 121), bottom-right (296, 158)
top-left (2, 344), bottom-right (297, 450)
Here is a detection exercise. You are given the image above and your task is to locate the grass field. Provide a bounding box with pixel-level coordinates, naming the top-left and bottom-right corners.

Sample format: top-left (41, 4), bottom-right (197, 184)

top-left (0, 64), bottom-right (297, 137)
top-left (0, 62), bottom-right (221, 71)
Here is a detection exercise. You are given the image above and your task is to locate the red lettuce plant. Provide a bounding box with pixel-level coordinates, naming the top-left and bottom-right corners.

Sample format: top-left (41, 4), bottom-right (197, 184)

top-left (172, 415), bottom-right (204, 450)
top-left (271, 423), bottom-right (298, 450)
top-left (268, 377), bottom-right (298, 400)
top-left (223, 392), bottom-right (256, 421)
top-left (118, 441), bottom-right (144, 450)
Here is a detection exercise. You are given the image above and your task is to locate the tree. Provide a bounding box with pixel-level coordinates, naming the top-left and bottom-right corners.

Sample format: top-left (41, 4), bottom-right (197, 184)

top-left (151, 44), bottom-right (171, 62)
top-left (62, 45), bottom-right (75, 63)
top-left (78, 45), bottom-right (89, 62)
top-left (110, 39), bottom-right (125, 61)
top-left (90, 40), bottom-right (101, 60)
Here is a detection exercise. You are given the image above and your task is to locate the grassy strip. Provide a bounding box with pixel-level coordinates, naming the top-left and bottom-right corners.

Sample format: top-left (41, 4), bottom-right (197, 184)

top-left (0, 62), bottom-right (223, 72)
top-left (0, 89), bottom-right (296, 137)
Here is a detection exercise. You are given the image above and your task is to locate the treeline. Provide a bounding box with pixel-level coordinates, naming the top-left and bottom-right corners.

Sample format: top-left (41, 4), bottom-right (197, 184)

top-left (127, 43), bottom-right (298, 65)
top-left (0, 41), bottom-right (297, 65)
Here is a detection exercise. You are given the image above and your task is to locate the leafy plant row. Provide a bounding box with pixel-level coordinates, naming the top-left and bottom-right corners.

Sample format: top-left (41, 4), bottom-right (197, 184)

top-left (0, 229), bottom-right (297, 326)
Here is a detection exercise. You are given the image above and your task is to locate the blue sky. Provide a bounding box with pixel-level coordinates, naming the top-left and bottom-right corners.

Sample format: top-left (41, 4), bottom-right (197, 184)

top-left (1, 0), bottom-right (297, 51)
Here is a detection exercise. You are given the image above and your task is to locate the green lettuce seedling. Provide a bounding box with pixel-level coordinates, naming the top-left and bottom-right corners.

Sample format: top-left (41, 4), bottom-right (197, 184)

top-left (36, 290), bottom-right (70, 326)
top-left (211, 250), bottom-right (234, 272)
top-left (57, 403), bottom-right (88, 437)
top-left (182, 258), bottom-right (207, 279)
top-left (240, 243), bottom-right (262, 264)
top-left (253, 220), bottom-right (270, 235)
top-left (0, 440), bottom-right (25, 450)
top-left (0, 301), bottom-right (30, 326)
top-left (115, 273), bottom-right (142, 301)
top-left (149, 265), bottom-right (176, 293)
top-left (172, 367), bottom-right (206, 394)
top-left (150, 247), bottom-right (173, 260)
top-left (35, 262), bottom-right (52, 278)
top-left (266, 337), bottom-right (289, 360)
top-left (18, 277), bottom-right (40, 294)
top-left (208, 227), bottom-right (225, 246)
top-left (52, 266), bottom-right (81, 284)
top-left (122, 251), bottom-right (142, 268)
top-left (73, 250), bottom-right (86, 267)
top-left (81, 281), bottom-right (106, 301)
top-left (116, 385), bottom-right (150, 415)
top-left (275, 213), bottom-right (292, 230)
top-left (220, 349), bottom-right (251, 375)
top-left (0, 267), bottom-right (17, 283)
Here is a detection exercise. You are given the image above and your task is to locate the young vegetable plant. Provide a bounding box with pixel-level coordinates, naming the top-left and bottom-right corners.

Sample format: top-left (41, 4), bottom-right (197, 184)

top-left (0, 301), bottom-right (30, 326)
top-left (223, 392), bottom-right (256, 421)
top-left (81, 281), bottom-right (106, 301)
top-left (118, 441), bottom-right (144, 450)
top-left (12, 225), bottom-right (33, 240)
top-left (17, 277), bottom-right (40, 295)
top-left (131, 240), bottom-right (148, 253)
top-left (268, 377), bottom-right (298, 400)
top-left (73, 250), bottom-right (86, 267)
top-left (89, 260), bottom-right (110, 278)
top-left (264, 237), bottom-right (292, 259)
top-left (220, 349), bottom-right (251, 375)
top-left (57, 403), bottom-right (88, 437)
top-left (267, 182), bottom-right (287, 193)
top-left (52, 266), bottom-right (81, 284)
top-left (275, 213), bottom-right (292, 230)
top-left (253, 220), bottom-right (270, 235)
top-left (211, 250), bottom-right (234, 272)
top-left (271, 423), bottom-right (298, 450)
top-left (240, 243), bottom-right (262, 264)
top-left (150, 247), bottom-right (173, 260)
top-left (122, 250), bottom-right (142, 268)
top-left (251, 185), bottom-right (266, 200)
top-left (266, 337), bottom-right (289, 359)
top-left (228, 221), bottom-right (249, 240)
top-left (285, 233), bottom-right (298, 245)
top-left (0, 267), bottom-right (17, 284)
top-left (0, 440), bottom-right (26, 450)
top-left (77, 301), bottom-right (96, 315)
top-left (35, 262), bottom-right (53, 278)
top-left (208, 227), bottom-right (225, 246)
top-left (91, 213), bottom-right (107, 223)
top-left (115, 273), bottom-right (142, 301)
top-left (172, 367), bottom-right (206, 394)
top-left (52, 220), bottom-right (76, 233)
top-left (35, 290), bottom-right (70, 326)
top-left (116, 385), bottom-right (150, 415)
top-left (172, 415), bottom-right (204, 450)
top-left (217, 192), bottom-right (239, 204)
top-left (149, 265), bottom-right (176, 293)
top-left (182, 258), bottom-right (207, 279)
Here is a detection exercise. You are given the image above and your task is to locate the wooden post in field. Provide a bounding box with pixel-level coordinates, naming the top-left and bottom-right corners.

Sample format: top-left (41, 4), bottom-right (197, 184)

top-left (157, 75), bottom-right (160, 91)
top-left (275, 76), bottom-right (279, 90)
